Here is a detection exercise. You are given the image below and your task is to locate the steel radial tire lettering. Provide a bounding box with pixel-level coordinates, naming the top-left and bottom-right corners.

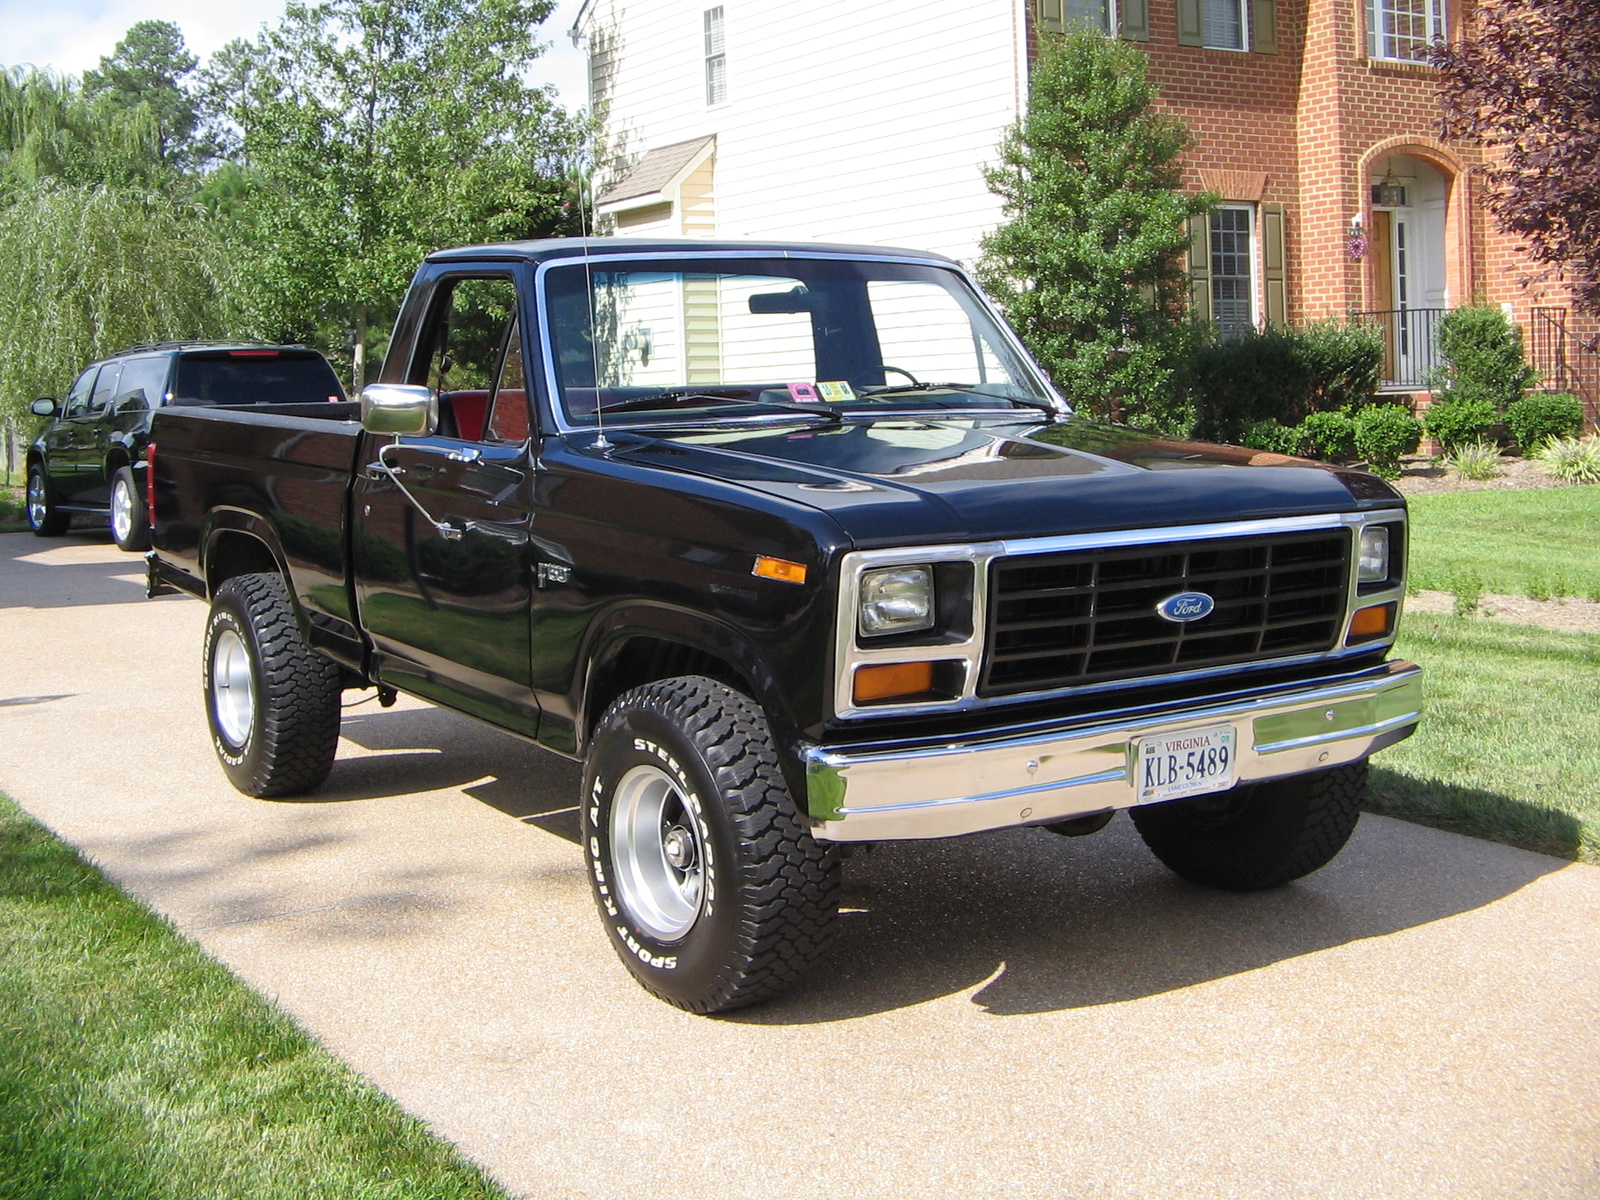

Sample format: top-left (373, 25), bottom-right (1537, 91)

top-left (202, 572), bottom-right (342, 798)
top-left (583, 676), bottom-right (840, 1013)
top-left (1129, 762), bottom-right (1368, 892)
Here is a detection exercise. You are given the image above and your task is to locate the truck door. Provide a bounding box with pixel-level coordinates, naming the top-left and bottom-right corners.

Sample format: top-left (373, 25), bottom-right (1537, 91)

top-left (43, 367), bottom-right (97, 501)
top-left (64, 362), bottom-right (121, 506)
top-left (352, 272), bottom-right (541, 737)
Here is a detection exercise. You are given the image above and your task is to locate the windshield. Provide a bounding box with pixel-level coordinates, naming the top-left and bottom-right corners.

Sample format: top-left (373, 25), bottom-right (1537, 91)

top-left (543, 257), bottom-right (1057, 426)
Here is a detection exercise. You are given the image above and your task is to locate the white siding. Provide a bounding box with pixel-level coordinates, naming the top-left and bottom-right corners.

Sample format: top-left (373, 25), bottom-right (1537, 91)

top-left (580, 0), bottom-right (1025, 268)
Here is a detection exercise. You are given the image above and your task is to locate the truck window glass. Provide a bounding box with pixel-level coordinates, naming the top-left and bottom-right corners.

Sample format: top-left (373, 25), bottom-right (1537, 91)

top-left (64, 366), bottom-right (98, 415)
top-left (171, 354), bottom-right (344, 406)
top-left (544, 258), bottom-right (1050, 426)
top-left (418, 276), bottom-right (520, 440)
top-left (485, 317), bottom-right (531, 442)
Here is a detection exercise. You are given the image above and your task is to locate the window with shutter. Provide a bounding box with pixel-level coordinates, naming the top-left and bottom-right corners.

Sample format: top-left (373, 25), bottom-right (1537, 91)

top-left (1036, 0), bottom-right (1115, 35)
top-left (1367, 0), bottom-right (1445, 61)
top-left (1210, 206), bottom-right (1256, 337)
top-left (1203, 0), bottom-right (1248, 49)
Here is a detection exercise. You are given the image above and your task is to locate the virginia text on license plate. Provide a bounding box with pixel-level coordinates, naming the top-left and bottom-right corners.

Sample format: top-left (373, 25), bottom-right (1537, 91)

top-left (1136, 725), bottom-right (1237, 803)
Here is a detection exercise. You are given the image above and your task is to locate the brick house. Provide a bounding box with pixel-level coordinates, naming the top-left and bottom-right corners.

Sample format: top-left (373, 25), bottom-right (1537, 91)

top-left (572, 0), bottom-right (1596, 418)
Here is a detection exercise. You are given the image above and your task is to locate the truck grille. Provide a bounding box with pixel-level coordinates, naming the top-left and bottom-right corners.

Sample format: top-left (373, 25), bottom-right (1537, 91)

top-left (980, 530), bottom-right (1351, 696)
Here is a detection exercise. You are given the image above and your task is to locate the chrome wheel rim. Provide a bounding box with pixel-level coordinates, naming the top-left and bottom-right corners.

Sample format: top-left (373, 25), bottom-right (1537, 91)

top-left (610, 763), bottom-right (706, 941)
top-left (27, 473), bottom-right (47, 529)
top-left (111, 477), bottom-right (134, 543)
top-left (211, 629), bottom-right (255, 747)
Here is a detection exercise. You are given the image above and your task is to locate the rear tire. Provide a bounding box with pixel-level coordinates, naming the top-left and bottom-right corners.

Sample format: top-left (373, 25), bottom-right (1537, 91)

top-left (582, 676), bottom-right (840, 1013)
top-left (26, 464), bottom-right (69, 536)
top-left (203, 572), bottom-right (341, 797)
top-left (110, 466), bottom-right (150, 551)
top-left (1129, 763), bottom-right (1367, 891)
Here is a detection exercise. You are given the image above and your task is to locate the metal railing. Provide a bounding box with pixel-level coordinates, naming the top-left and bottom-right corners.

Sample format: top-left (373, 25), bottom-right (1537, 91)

top-left (1530, 307), bottom-right (1600, 429)
top-left (1349, 308), bottom-right (1447, 391)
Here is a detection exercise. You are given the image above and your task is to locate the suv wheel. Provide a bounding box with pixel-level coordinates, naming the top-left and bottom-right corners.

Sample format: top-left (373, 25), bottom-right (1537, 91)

top-left (110, 467), bottom-right (150, 551)
top-left (583, 676), bottom-right (840, 1013)
top-left (1129, 762), bottom-right (1367, 892)
top-left (203, 572), bottom-right (342, 797)
top-left (26, 464), bottom-right (69, 536)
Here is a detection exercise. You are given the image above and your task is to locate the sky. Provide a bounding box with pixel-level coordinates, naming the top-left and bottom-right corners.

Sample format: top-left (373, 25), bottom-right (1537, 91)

top-left (0, 0), bottom-right (590, 106)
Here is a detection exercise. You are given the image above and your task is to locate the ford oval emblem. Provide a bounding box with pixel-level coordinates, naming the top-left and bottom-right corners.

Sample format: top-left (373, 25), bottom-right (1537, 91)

top-left (1155, 591), bottom-right (1215, 623)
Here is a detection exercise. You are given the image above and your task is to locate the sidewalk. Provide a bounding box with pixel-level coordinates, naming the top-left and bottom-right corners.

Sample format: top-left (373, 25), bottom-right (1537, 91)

top-left (2, 532), bottom-right (1597, 1198)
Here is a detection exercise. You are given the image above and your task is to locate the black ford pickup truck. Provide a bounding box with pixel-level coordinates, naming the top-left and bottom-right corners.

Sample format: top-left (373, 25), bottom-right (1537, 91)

top-left (148, 238), bottom-right (1422, 1012)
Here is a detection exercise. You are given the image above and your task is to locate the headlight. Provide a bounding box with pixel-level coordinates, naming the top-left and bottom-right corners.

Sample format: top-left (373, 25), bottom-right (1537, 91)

top-left (858, 565), bottom-right (935, 637)
top-left (1358, 526), bottom-right (1390, 583)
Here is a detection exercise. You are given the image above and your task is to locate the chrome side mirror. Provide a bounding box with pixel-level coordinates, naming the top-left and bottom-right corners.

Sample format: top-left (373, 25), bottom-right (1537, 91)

top-left (359, 384), bottom-right (437, 438)
top-left (30, 397), bottom-right (57, 417)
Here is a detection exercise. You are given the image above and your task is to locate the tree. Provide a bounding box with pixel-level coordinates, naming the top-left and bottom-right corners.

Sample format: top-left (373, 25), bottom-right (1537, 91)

top-left (0, 68), bottom-right (166, 197)
top-left (82, 21), bottom-right (206, 171)
top-left (209, 0), bottom-right (583, 386)
top-left (978, 31), bottom-right (1211, 431)
top-left (1434, 0), bottom-right (1600, 314)
top-left (0, 185), bottom-right (235, 425)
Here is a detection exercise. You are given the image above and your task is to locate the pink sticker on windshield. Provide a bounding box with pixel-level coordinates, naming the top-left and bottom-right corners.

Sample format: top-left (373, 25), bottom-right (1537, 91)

top-left (786, 382), bottom-right (821, 403)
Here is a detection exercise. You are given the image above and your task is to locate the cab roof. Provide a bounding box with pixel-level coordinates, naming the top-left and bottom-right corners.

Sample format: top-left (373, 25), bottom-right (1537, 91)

top-left (424, 237), bottom-right (962, 268)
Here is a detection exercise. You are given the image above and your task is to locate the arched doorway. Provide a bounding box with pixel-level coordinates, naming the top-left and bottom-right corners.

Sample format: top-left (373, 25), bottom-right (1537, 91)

top-left (1366, 152), bottom-right (1454, 388)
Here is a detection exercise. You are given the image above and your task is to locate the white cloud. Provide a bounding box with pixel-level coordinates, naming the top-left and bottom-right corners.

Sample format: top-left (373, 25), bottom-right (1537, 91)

top-left (0, 0), bottom-right (588, 107)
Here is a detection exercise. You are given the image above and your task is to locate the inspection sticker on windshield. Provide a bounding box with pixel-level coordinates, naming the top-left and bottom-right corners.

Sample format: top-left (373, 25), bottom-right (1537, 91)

top-left (786, 381), bottom-right (821, 403)
top-left (1135, 724), bottom-right (1236, 803)
top-left (817, 380), bottom-right (856, 403)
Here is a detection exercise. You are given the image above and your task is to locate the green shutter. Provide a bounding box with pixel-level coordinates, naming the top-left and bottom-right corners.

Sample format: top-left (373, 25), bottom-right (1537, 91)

top-left (1251, 0), bottom-right (1279, 54)
top-left (1120, 0), bottom-right (1150, 41)
top-left (1188, 213), bottom-right (1213, 324)
top-left (1262, 203), bottom-right (1288, 326)
top-left (1037, 0), bottom-right (1065, 34)
top-left (1178, 0), bottom-right (1205, 45)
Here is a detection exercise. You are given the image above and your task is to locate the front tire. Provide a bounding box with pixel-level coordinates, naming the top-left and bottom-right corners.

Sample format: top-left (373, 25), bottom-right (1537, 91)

top-left (203, 572), bottom-right (342, 797)
top-left (1129, 763), bottom-right (1367, 891)
top-left (582, 676), bottom-right (840, 1013)
top-left (26, 464), bottom-right (69, 536)
top-left (110, 466), bottom-right (150, 551)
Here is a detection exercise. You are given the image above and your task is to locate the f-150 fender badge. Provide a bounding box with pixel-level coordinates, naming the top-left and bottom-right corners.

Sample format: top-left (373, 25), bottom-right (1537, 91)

top-left (1155, 591), bottom-right (1215, 623)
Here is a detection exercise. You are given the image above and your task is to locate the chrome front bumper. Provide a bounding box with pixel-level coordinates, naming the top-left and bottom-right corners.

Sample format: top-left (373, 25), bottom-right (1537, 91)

top-left (803, 660), bottom-right (1422, 841)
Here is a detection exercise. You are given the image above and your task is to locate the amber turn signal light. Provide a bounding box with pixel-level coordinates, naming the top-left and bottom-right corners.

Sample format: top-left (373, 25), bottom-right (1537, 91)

top-left (853, 661), bottom-right (934, 704)
top-left (753, 555), bottom-right (807, 584)
top-left (1346, 602), bottom-right (1394, 643)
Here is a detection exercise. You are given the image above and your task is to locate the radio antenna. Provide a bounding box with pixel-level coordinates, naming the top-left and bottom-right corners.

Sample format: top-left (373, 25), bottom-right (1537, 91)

top-left (581, 153), bottom-right (610, 451)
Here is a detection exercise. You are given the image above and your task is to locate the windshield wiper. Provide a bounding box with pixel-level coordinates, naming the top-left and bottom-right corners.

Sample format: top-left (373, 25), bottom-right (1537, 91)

top-left (862, 382), bottom-right (1061, 419)
top-left (598, 391), bottom-right (843, 426)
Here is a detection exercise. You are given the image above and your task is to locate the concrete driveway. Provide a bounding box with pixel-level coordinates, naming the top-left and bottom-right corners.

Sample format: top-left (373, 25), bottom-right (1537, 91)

top-left (2, 530), bottom-right (1597, 1198)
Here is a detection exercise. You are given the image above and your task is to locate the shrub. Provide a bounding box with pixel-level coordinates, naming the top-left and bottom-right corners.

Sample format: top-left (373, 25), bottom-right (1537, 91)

top-left (1239, 418), bottom-right (1300, 455)
top-left (1297, 410), bottom-right (1357, 461)
top-left (1505, 392), bottom-right (1586, 452)
top-left (1429, 305), bottom-right (1537, 412)
top-left (1536, 435), bottom-right (1600, 484)
top-left (1444, 439), bottom-right (1502, 480)
top-left (1191, 321), bottom-right (1383, 442)
top-left (1353, 403), bottom-right (1422, 477)
top-left (1425, 394), bottom-right (1500, 451)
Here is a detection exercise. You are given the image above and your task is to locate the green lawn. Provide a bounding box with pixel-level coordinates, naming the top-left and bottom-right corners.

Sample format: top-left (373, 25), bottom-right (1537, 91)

top-left (1367, 616), bottom-right (1600, 864)
top-left (0, 792), bottom-right (510, 1200)
top-left (1406, 484), bottom-right (1600, 601)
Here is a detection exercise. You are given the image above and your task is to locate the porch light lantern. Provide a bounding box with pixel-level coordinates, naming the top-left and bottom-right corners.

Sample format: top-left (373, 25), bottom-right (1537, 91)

top-left (1371, 165), bottom-right (1408, 208)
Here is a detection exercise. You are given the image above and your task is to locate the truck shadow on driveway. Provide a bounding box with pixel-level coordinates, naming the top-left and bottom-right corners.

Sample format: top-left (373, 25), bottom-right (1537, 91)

top-left (320, 705), bottom-right (583, 843)
top-left (732, 808), bottom-right (1568, 1021)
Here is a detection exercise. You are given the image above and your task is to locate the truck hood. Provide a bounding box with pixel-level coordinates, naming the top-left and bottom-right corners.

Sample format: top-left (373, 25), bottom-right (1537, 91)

top-left (603, 416), bottom-right (1403, 546)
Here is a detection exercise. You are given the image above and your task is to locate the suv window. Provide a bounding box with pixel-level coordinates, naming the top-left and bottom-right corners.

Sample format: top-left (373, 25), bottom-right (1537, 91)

top-left (171, 351), bottom-right (344, 406)
top-left (113, 356), bottom-right (171, 413)
top-left (85, 362), bottom-right (123, 416)
top-left (63, 367), bottom-right (99, 417)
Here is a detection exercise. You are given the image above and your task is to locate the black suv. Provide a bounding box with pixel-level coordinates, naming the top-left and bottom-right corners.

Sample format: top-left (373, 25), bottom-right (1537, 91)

top-left (26, 342), bottom-right (345, 550)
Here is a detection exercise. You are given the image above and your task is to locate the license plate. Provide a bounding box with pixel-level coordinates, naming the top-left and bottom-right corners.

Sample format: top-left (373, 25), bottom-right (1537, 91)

top-left (1135, 725), bottom-right (1237, 803)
